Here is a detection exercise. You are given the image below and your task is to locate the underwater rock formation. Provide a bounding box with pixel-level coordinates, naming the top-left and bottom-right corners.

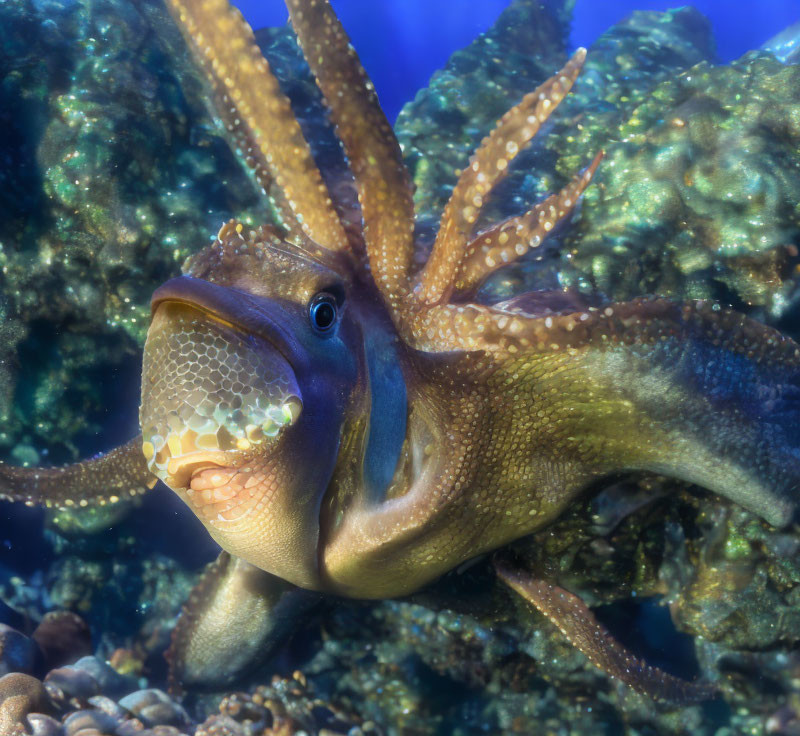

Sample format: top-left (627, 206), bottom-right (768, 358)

top-left (397, 6), bottom-right (717, 299)
top-left (0, 648), bottom-right (384, 735)
top-left (1, 0), bottom-right (795, 455)
top-left (398, 4), bottom-right (800, 320)
top-left (561, 52), bottom-right (800, 316)
top-left (763, 20), bottom-right (800, 65)
top-left (0, 0), bottom-right (273, 458)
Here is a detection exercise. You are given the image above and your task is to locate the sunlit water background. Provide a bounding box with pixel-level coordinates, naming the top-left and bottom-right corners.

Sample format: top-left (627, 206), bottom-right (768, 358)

top-left (236, 0), bottom-right (799, 121)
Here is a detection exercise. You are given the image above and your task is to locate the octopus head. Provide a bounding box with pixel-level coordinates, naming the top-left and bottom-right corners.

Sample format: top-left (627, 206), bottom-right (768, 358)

top-left (140, 230), bottom-right (359, 589)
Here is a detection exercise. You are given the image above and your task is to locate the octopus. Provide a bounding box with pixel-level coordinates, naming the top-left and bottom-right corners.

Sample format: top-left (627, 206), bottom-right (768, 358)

top-left (2, 0), bottom-right (800, 707)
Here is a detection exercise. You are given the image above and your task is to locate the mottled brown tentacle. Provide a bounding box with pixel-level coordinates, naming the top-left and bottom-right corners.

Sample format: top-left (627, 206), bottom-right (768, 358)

top-left (416, 49), bottom-right (588, 306)
top-left (413, 297), bottom-right (800, 526)
top-left (168, 551), bottom-right (320, 692)
top-left (495, 560), bottom-right (718, 704)
top-left (414, 296), bottom-right (800, 362)
top-left (454, 152), bottom-right (603, 297)
top-left (286, 0), bottom-right (416, 311)
top-left (0, 436), bottom-right (155, 509)
top-left (164, 0), bottom-right (349, 252)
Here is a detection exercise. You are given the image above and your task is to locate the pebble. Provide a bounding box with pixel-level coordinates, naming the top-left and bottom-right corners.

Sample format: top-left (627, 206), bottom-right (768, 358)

top-left (26, 712), bottom-right (63, 736)
top-left (87, 694), bottom-right (129, 720)
top-left (64, 708), bottom-right (120, 734)
top-left (71, 657), bottom-right (139, 699)
top-left (116, 722), bottom-right (149, 736)
top-left (33, 612), bottom-right (93, 671)
top-left (0, 624), bottom-right (40, 676)
top-left (0, 672), bottom-right (50, 733)
top-left (45, 665), bottom-right (100, 707)
top-left (118, 689), bottom-right (190, 728)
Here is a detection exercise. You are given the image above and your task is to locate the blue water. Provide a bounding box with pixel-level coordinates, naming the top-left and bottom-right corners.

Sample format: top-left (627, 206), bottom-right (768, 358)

top-left (234, 0), bottom-right (799, 121)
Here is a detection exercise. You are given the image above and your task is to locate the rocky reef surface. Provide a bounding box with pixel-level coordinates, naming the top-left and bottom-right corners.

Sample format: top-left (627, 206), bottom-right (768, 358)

top-left (2, 0), bottom-right (800, 734)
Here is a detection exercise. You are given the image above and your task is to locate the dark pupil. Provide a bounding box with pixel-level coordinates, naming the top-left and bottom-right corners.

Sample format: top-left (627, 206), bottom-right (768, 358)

top-left (312, 299), bottom-right (336, 330)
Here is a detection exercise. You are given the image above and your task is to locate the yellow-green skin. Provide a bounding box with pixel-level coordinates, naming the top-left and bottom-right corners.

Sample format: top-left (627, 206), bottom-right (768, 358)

top-left (142, 234), bottom-right (800, 604)
top-left (2, 0), bottom-right (799, 705)
top-left (140, 223), bottom-right (796, 703)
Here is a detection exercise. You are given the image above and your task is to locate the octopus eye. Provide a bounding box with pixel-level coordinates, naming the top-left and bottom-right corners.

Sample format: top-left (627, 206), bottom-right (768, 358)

top-left (308, 291), bottom-right (339, 334)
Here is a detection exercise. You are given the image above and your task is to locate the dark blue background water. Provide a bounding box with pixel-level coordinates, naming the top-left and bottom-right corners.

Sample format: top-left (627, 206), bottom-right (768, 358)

top-left (233, 0), bottom-right (798, 121)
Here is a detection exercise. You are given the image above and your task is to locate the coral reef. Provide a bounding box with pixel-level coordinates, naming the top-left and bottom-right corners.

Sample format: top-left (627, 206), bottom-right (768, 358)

top-left (2, 0), bottom-right (794, 454)
top-left (5, 487), bottom-right (800, 736)
top-left (398, 4), bottom-right (800, 320)
top-left (0, 643), bottom-right (383, 735)
top-left (560, 52), bottom-right (800, 315)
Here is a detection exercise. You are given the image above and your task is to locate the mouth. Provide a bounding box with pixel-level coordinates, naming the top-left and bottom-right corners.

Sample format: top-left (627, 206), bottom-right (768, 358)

top-left (155, 451), bottom-right (229, 491)
top-left (164, 455), bottom-right (267, 525)
top-left (140, 279), bottom-right (303, 493)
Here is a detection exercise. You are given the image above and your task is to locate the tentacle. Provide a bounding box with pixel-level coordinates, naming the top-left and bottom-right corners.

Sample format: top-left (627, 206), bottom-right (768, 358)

top-left (453, 152), bottom-right (603, 297)
top-left (0, 436), bottom-right (155, 509)
top-left (495, 560), bottom-right (718, 703)
top-left (167, 552), bottom-right (320, 692)
top-left (416, 49), bottom-right (588, 306)
top-left (286, 0), bottom-right (416, 312)
top-left (416, 296), bottom-right (800, 527)
top-left (414, 295), bottom-right (800, 363)
top-left (164, 0), bottom-right (349, 253)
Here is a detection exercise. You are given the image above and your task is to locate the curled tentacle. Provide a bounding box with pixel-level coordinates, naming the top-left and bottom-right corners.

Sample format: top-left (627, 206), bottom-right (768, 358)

top-left (416, 49), bottom-right (588, 306)
top-left (286, 0), bottom-right (417, 313)
top-left (164, 0), bottom-right (349, 253)
top-left (0, 436), bottom-right (155, 509)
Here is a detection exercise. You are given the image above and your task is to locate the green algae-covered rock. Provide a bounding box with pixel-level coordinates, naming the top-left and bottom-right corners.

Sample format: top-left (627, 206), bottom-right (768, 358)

top-left (395, 7), bottom-right (724, 304)
top-left (0, 0), bottom-right (273, 457)
top-left (395, 4), bottom-right (800, 327)
top-left (395, 0), bottom-right (572, 235)
top-left (562, 52), bottom-right (800, 314)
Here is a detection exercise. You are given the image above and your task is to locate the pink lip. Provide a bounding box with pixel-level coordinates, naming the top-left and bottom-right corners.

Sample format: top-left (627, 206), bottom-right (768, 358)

top-left (164, 453), bottom-right (230, 490)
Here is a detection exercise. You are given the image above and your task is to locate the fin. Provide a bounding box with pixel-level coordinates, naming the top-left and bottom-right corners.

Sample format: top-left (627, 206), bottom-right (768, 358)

top-left (0, 435), bottom-right (154, 509)
top-left (287, 0), bottom-right (416, 311)
top-left (167, 551), bottom-right (321, 691)
top-left (495, 559), bottom-right (718, 704)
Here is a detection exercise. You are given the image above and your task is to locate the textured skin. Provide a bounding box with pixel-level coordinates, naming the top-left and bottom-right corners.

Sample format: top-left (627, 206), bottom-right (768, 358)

top-left (167, 552), bottom-right (319, 692)
top-left (417, 49), bottom-right (589, 305)
top-left (494, 559), bottom-right (718, 703)
top-left (454, 151), bottom-right (603, 297)
top-left (0, 436), bottom-right (154, 508)
top-left (3, 0), bottom-right (800, 704)
top-left (286, 0), bottom-right (417, 310)
top-left (141, 300), bottom-right (302, 483)
top-left (163, 0), bottom-right (348, 251)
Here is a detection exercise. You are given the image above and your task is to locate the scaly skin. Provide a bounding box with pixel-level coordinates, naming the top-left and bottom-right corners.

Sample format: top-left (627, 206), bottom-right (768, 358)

top-left (2, 0), bottom-right (800, 705)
